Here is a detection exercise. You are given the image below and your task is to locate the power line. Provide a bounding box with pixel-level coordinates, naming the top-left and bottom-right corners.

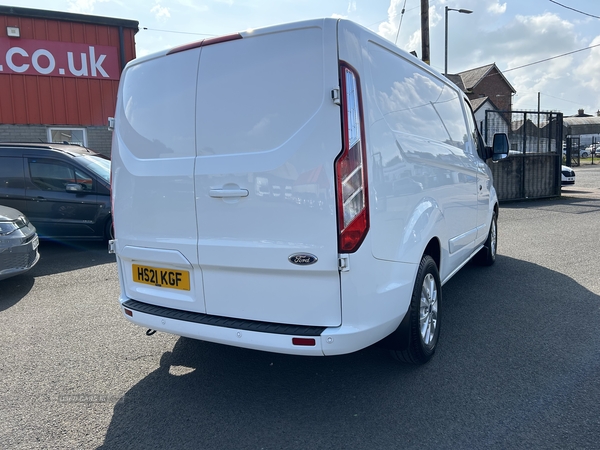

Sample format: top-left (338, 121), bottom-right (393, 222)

top-left (548, 0), bottom-right (600, 20)
top-left (394, 0), bottom-right (409, 45)
top-left (141, 27), bottom-right (217, 37)
top-left (367, 5), bottom-right (420, 28)
top-left (541, 92), bottom-right (585, 106)
top-left (503, 42), bottom-right (600, 73)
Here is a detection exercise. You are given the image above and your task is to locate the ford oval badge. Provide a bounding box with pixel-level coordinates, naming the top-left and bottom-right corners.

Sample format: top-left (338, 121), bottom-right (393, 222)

top-left (288, 253), bottom-right (318, 266)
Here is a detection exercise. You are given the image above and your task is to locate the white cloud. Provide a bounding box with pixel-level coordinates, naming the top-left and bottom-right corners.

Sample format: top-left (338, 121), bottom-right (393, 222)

top-left (577, 36), bottom-right (600, 92)
top-left (488, 2), bottom-right (507, 15)
top-left (377, 0), bottom-right (600, 114)
top-left (377, 3), bottom-right (441, 53)
top-left (176, 0), bottom-right (211, 11)
top-left (151, 3), bottom-right (171, 21)
top-left (347, 1), bottom-right (356, 14)
top-left (377, 0), bottom-right (404, 43)
top-left (67, 0), bottom-right (108, 13)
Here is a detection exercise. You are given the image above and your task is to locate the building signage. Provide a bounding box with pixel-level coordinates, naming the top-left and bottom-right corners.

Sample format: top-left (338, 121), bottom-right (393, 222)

top-left (0, 37), bottom-right (119, 80)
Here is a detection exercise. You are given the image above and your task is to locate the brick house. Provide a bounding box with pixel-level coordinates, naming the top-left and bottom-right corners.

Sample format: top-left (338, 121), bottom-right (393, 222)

top-left (446, 63), bottom-right (516, 135)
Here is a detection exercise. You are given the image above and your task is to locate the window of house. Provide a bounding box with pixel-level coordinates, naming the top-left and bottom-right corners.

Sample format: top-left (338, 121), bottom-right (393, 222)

top-left (48, 128), bottom-right (87, 146)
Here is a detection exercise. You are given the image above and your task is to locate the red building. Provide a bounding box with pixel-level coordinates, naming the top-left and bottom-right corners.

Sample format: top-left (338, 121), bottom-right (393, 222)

top-left (0, 6), bottom-right (138, 156)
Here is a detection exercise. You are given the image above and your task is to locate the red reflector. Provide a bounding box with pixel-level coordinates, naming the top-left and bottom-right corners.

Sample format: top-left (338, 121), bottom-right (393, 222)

top-left (124, 308), bottom-right (133, 317)
top-left (292, 338), bottom-right (316, 346)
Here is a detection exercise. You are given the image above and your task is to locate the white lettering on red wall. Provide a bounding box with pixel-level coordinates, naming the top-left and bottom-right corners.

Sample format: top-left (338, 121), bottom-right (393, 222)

top-left (0, 37), bottom-right (119, 80)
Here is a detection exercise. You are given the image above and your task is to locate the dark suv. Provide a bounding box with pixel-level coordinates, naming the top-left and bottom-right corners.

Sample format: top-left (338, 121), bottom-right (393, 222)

top-left (0, 143), bottom-right (112, 240)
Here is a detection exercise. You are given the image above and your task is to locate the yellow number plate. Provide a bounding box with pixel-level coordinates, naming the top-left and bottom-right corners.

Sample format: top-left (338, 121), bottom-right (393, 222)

top-left (132, 264), bottom-right (190, 290)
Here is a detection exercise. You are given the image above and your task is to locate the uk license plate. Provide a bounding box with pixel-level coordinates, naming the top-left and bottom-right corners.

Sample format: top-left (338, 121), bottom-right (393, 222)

top-left (132, 264), bottom-right (190, 290)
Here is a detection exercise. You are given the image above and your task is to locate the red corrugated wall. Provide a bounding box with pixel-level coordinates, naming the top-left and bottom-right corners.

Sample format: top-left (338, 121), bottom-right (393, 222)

top-left (0, 15), bottom-right (136, 126)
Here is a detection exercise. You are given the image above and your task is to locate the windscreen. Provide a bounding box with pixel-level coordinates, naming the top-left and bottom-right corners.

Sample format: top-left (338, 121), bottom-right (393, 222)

top-left (78, 154), bottom-right (111, 184)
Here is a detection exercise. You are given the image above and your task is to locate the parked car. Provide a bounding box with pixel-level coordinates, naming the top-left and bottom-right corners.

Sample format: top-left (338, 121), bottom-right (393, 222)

top-left (561, 165), bottom-right (575, 185)
top-left (584, 144), bottom-right (599, 156)
top-left (563, 145), bottom-right (593, 158)
top-left (0, 143), bottom-right (112, 240)
top-left (0, 205), bottom-right (39, 280)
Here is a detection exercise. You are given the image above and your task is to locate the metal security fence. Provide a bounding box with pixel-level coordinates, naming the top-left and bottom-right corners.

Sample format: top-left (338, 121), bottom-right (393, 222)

top-left (565, 136), bottom-right (580, 167)
top-left (484, 110), bottom-right (563, 201)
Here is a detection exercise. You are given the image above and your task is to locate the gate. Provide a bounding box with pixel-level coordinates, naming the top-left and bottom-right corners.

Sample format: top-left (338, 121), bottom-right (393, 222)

top-left (565, 136), bottom-right (580, 166)
top-left (485, 110), bottom-right (563, 201)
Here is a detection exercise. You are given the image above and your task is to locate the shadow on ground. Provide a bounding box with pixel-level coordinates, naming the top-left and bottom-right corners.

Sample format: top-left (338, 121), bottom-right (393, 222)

top-left (98, 255), bottom-right (600, 450)
top-left (30, 239), bottom-right (114, 277)
top-left (0, 239), bottom-right (114, 309)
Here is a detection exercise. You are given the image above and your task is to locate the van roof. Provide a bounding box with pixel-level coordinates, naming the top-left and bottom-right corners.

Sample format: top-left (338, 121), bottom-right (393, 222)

top-left (127, 18), bottom-right (340, 67)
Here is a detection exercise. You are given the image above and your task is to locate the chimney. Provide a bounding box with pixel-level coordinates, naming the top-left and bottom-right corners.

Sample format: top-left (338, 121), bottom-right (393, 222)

top-left (578, 109), bottom-right (584, 116)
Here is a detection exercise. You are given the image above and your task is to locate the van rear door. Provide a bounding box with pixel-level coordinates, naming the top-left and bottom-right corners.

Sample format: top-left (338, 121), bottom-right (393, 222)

top-left (194, 21), bottom-right (342, 327)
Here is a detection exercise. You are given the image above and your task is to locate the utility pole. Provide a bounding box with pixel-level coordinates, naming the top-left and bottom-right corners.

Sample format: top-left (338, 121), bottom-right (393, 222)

top-left (421, 0), bottom-right (430, 65)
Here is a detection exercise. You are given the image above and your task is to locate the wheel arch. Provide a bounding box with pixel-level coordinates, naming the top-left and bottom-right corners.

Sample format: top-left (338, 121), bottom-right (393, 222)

top-left (423, 237), bottom-right (441, 270)
top-left (104, 213), bottom-right (114, 240)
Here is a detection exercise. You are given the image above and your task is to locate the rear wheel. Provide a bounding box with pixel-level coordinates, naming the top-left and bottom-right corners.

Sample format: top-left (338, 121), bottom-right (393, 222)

top-left (391, 255), bottom-right (441, 364)
top-left (104, 217), bottom-right (114, 241)
top-left (477, 212), bottom-right (497, 266)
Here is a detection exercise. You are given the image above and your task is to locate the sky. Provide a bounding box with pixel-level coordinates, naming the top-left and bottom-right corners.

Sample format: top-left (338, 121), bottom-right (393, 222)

top-left (4, 0), bottom-right (600, 115)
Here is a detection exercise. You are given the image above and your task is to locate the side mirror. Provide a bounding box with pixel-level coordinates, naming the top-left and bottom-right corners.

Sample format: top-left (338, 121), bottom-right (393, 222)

top-left (66, 183), bottom-right (83, 192)
top-left (491, 133), bottom-right (509, 162)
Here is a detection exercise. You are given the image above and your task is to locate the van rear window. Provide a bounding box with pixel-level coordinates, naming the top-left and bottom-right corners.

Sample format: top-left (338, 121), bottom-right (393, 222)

top-left (119, 51), bottom-right (198, 159)
top-left (195, 27), bottom-right (324, 156)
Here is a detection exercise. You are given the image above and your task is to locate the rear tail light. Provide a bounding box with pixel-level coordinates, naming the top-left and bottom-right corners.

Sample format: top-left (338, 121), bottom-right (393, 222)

top-left (335, 64), bottom-right (369, 253)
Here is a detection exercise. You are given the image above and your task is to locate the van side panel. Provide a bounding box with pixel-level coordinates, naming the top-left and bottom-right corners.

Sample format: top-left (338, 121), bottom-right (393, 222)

top-left (367, 42), bottom-right (479, 272)
top-left (338, 22), bottom-right (481, 284)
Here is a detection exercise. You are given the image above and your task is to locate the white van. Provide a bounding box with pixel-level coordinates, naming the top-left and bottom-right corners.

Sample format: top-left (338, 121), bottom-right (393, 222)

top-left (110, 18), bottom-right (509, 364)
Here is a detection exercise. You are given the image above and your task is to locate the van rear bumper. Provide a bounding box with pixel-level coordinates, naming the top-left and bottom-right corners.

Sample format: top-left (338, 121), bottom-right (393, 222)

top-left (120, 297), bottom-right (403, 356)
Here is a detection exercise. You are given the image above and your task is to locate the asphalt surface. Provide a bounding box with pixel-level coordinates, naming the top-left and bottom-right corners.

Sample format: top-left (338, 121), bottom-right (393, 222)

top-left (1, 165), bottom-right (599, 449)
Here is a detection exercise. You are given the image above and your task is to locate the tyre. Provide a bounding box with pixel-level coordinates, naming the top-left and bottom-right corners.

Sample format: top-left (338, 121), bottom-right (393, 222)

top-left (390, 255), bottom-right (441, 364)
top-left (477, 212), bottom-right (497, 266)
top-left (104, 217), bottom-right (114, 241)
top-left (581, 152), bottom-right (589, 158)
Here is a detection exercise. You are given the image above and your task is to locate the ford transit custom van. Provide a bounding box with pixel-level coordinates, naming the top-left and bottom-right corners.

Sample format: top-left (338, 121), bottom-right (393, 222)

top-left (110, 19), bottom-right (508, 363)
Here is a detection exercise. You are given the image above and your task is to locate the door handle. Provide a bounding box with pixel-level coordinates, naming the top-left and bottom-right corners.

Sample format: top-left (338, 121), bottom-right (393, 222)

top-left (209, 188), bottom-right (249, 198)
top-left (35, 196), bottom-right (47, 202)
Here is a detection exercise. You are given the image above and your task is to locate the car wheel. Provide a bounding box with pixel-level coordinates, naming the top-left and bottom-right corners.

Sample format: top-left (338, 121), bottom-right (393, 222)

top-left (104, 218), bottom-right (114, 241)
top-left (390, 255), bottom-right (441, 364)
top-left (477, 212), bottom-right (497, 266)
top-left (581, 152), bottom-right (589, 158)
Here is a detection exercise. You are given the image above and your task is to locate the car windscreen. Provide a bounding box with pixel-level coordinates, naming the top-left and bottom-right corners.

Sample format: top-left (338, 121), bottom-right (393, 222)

top-left (77, 154), bottom-right (111, 184)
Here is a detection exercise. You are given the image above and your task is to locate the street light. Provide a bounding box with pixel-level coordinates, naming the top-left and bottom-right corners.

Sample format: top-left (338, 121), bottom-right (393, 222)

top-left (444, 6), bottom-right (473, 75)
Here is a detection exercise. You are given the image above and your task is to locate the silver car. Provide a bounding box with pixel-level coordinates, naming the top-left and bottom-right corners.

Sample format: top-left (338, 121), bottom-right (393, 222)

top-left (0, 206), bottom-right (40, 280)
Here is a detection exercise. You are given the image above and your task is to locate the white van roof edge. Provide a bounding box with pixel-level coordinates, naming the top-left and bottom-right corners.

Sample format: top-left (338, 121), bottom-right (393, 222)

top-left (239, 17), bottom-right (335, 38)
top-left (124, 18), bottom-right (338, 70)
